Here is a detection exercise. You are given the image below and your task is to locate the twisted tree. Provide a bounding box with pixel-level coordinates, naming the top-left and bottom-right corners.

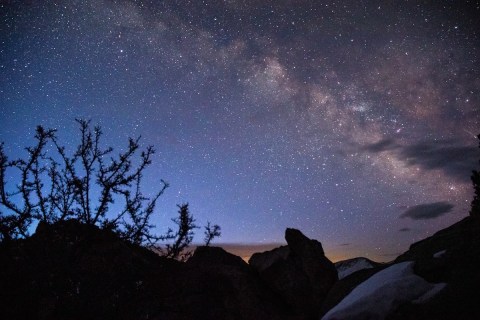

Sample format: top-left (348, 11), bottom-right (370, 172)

top-left (204, 221), bottom-right (221, 247)
top-left (0, 120), bottom-right (220, 252)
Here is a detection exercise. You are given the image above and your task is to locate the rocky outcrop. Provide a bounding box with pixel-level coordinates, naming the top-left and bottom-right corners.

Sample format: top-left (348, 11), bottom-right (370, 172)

top-left (181, 246), bottom-right (296, 320)
top-left (0, 220), bottom-right (298, 320)
top-left (249, 228), bottom-right (338, 319)
top-left (249, 245), bottom-right (290, 272)
top-left (386, 216), bottom-right (480, 320)
top-left (320, 216), bottom-right (480, 320)
top-left (5, 217), bottom-right (480, 320)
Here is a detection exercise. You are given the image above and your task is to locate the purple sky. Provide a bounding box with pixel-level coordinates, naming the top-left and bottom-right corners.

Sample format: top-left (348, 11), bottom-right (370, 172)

top-left (1, 0), bottom-right (479, 261)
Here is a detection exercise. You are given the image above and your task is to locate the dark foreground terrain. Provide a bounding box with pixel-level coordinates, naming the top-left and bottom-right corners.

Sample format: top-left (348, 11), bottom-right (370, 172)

top-left (1, 216), bottom-right (480, 320)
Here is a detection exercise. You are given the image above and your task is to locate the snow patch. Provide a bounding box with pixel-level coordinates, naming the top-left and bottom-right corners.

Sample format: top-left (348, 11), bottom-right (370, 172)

top-left (335, 258), bottom-right (375, 279)
top-left (433, 249), bottom-right (446, 258)
top-left (322, 262), bottom-right (446, 320)
top-left (413, 282), bottom-right (446, 304)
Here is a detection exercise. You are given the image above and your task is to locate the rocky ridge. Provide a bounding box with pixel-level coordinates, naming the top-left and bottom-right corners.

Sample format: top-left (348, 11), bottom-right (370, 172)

top-left (2, 216), bottom-right (480, 320)
top-left (249, 228), bottom-right (338, 319)
top-left (0, 221), bottom-right (335, 320)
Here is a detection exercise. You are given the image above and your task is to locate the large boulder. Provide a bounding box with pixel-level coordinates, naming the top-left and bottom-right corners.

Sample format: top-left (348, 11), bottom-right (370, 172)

top-left (181, 246), bottom-right (296, 320)
top-left (249, 228), bottom-right (338, 319)
top-left (249, 245), bottom-right (290, 272)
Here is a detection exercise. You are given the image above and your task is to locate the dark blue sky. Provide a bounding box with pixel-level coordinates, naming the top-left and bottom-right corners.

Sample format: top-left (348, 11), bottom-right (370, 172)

top-left (1, 0), bottom-right (479, 261)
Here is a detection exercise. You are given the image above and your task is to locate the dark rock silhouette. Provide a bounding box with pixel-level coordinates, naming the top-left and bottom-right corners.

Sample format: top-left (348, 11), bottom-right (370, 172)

top-left (249, 228), bottom-right (338, 319)
top-left (0, 219), bottom-right (174, 319)
top-left (183, 246), bottom-right (297, 320)
top-left (4, 216), bottom-right (480, 320)
top-left (249, 245), bottom-right (290, 272)
top-left (0, 220), bottom-right (299, 320)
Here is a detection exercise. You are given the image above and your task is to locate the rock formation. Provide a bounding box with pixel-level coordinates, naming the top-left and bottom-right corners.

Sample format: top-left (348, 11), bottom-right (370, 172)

top-left (249, 228), bottom-right (338, 319)
top-left (3, 216), bottom-right (480, 320)
top-left (0, 220), bottom-right (300, 320)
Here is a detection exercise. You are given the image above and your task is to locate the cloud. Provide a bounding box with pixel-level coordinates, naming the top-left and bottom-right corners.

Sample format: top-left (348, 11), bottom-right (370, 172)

top-left (397, 142), bottom-right (477, 181)
top-left (400, 202), bottom-right (454, 220)
top-left (362, 138), bottom-right (478, 182)
top-left (399, 227), bottom-right (411, 232)
top-left (362, 138), bottom-right (398, 153)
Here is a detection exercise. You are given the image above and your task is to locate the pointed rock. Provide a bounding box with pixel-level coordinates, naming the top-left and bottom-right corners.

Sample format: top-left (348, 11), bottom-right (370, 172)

top-left (249, 228), bottom-right (338, 319)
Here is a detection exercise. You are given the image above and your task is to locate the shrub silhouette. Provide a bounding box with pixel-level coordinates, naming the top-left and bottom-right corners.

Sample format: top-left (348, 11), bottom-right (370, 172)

top-left (163, 203), bottom-right (198, 260)
top-left (204, 221), bottom-right (221, 247)
top-left (0, 120), bottom-right (220, 253)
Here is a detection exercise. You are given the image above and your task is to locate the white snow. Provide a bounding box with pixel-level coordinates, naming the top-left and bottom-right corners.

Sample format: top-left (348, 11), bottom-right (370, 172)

top-left (322, 261), bottom-right (446, 320)
top-left (336, 258), bottom-right (375, 279)
top-left (433, 249), bottom-right (446, 258)
top-left (413, 282), bottom-right (446, 304)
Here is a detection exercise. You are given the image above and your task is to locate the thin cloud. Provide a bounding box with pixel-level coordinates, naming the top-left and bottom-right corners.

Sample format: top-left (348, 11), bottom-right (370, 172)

top-left (362, 138), bottom-right (398, 153)
top-left (339, 243), bottom-right (351, 246)
top-left (361, 138), bottom-right (478, 182)
top-left (399, 227), bottom-right (411, 232)
top-left (400, 202), bottom-right (454, 220)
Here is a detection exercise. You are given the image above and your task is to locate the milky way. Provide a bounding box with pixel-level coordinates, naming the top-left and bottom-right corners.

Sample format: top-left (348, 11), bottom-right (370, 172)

top-left (1, 1), bottom-right (479, 261)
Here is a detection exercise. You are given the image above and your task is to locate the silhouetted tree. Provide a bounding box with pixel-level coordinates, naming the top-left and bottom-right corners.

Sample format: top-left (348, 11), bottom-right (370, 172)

top-left (471, 134), bottom-right (480, 217)
top-left (0, 127), bottom-right (56, 241)
top-left (0, 121), bottom-right (167, 244)
top-left (204, 221), bottom-right (221, 246)
top-left (0, 120), bottom-right (220, 255)
top-left (164, 203), bottom-right (198, 260)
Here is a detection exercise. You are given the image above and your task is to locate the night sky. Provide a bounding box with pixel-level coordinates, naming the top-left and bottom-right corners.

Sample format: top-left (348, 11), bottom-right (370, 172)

top-left (1, 0), bottom-right (479, 261)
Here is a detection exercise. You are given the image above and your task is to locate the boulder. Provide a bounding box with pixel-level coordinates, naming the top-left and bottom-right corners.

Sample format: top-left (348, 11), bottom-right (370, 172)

top-left (187, 245), bottom-right (248, 269)
top-left (182, 246), bottom-right (297, 320)
top-left (249, 228), bottom-right (338, 319)
top-left (249, 245), bottom-right (290, 272)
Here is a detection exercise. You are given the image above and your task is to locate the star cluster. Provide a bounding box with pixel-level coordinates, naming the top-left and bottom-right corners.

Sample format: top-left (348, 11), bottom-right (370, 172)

top-left (1, 0), bottom-right (479, 261)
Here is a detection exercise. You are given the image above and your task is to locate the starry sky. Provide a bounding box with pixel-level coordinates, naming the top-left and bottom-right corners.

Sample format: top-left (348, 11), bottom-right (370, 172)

top-left (1, 0), bottom-right (479, 262)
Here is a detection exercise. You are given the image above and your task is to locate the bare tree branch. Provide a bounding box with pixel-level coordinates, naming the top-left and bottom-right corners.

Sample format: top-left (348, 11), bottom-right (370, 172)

top-left (0, 120), bottom-right (221, 258)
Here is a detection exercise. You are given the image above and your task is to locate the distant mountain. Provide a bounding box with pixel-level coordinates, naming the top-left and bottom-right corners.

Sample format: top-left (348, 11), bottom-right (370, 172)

top-left (334, 257), bottom-right (382, 279)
